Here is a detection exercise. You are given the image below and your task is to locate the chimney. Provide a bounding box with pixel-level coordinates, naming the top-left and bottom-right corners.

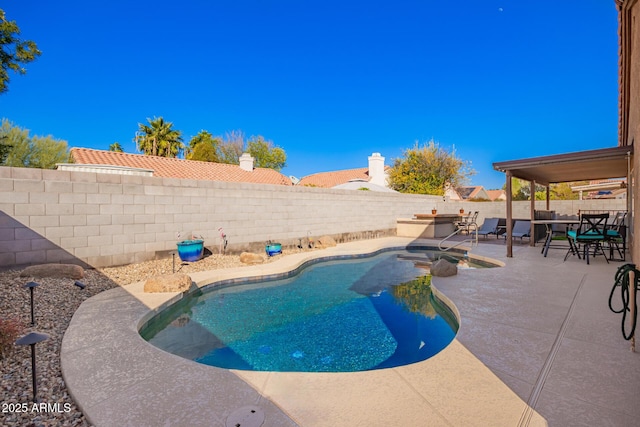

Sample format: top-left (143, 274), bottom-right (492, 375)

top-left (368, 152), bottom-right (385, 186)
top-left (239, 153), bottom-right (254, 172)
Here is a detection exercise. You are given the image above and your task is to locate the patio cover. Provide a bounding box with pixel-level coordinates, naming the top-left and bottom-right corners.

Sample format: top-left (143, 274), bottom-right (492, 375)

top-left (493, 145), bottom-right (632, 186)
top-left (492, 145), bottom-right (633, 257)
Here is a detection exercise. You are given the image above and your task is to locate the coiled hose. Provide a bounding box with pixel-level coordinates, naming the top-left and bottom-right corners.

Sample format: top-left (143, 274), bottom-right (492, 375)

top-left (608, 263), bottom-right (640, 341)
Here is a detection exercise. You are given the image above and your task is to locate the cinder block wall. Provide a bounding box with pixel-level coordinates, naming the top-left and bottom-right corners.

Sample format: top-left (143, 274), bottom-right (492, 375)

top-left (0, 166), bottom-right (626, 269)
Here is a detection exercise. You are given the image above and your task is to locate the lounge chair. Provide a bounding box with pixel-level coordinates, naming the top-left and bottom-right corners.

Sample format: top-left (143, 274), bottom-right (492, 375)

top-left (477, 217), bottom-right (499, 239)
top-left (508, 220), bottom-right (531, 242)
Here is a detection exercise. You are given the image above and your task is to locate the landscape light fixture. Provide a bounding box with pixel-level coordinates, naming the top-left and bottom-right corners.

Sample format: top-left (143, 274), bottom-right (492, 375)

top-left (15, 331), bottom-right (50, 402)
top-left (23, 281), bottom-right (39, 326)
top-left (74, 281), bottom-right (86, 290)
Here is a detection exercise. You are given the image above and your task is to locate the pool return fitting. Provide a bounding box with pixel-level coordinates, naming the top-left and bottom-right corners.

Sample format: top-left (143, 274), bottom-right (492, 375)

top-left (608, 263), bottom-right (639, 351)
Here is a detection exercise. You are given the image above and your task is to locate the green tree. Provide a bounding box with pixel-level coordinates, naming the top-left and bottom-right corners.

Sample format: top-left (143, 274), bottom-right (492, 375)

top-left (532, 182), bottom-right (582, 200)
top-left (388, 140), bottom-right (474, 195)
top-left (109, 142), bottom-right (123, 152)
top-left (549, 182), bottom-right (582, 200)
top-left (136, 117), bottom-right (183, 157)
top-left (0, 134), bottom-right (11, 162)
top-left (246, 136), bottom-right (287, 171)
top-left (506, 178), bottom-right (575, 200)
top-left (0, 119), bottom-right (68, 168)
top-left (28, 135), bottom-right (69, 168)
top-left (0, 9), bottom-right (41, 94)
top-left (185, 130), bottom-right (220, 162)
top-left (0, 118), bottom-right (29, 165)
top-left (508, 178), bottom-right (530, 201)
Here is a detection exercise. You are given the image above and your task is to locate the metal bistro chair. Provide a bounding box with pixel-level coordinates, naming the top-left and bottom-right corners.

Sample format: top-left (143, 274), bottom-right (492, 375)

top-left (606, 211), bottom-right (627, 261)
top-left (455, 211), bottom-right (478, 235)
top-left (565, 213), bottom-right (609, 265)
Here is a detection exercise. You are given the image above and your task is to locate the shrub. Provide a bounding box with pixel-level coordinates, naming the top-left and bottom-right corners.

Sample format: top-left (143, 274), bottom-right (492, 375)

top-left (0, 317), bottom-right (24, 359)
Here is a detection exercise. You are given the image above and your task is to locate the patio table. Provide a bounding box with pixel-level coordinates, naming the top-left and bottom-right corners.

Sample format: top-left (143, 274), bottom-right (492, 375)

top-left (531, 219), bottom-right (580, 257)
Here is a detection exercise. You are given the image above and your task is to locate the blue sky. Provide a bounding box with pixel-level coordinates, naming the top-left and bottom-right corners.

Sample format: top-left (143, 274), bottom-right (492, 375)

top-left (1, 0), bottom-right (619, 189)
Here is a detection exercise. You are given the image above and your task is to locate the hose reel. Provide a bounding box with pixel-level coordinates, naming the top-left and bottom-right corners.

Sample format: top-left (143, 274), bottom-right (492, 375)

top-left (608, 263), bottom-right (639, 351)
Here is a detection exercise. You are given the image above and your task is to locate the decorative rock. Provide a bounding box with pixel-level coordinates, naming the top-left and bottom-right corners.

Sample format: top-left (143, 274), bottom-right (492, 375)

top-left (143, 273), bottom-right (192, 293)
top-left (430, 259), bottom-right (458, 277)
top-left (315, 235), bottom-right (337, 249)
top-left (20, 263), bottom-right (84, 280)
top-left (240, 252), bottom-right (265, 264)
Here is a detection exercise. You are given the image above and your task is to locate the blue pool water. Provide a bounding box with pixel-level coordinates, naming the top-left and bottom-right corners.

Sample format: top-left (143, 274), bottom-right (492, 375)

top-left (141, 249), bottom-right (475, 372)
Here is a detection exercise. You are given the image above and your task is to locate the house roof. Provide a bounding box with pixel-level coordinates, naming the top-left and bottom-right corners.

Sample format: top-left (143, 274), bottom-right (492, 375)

top-left (486, 189), bottom-right (506, 201)
top-left (492, 146), bottom-right (632, 186)
top-left (68, 148), bottom-right (293, 185)
top-left (457, 186), bottom-right (487, 200)
top-left (298, 167), bottom-right (373, 188)
top-left (570, 179), bottom-right (627, 193)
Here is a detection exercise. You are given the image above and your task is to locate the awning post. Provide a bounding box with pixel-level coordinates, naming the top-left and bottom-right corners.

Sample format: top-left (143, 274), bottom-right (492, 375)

top-left (506, 171), bottom-right (513, 257)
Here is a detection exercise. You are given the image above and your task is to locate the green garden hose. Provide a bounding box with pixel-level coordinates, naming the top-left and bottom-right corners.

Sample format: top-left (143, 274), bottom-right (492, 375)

top-left (608, 263), bottom-right (639, 341)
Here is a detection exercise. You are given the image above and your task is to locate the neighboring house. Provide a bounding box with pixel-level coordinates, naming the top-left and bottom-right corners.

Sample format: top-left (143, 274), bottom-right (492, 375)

top-left (486, 189), bottom-right (507, 201)
top-left (456, 185), bottom-right (491, 200)
top-left (298, 153), bottom-right (390, 189)
top-left (571, 179), bottom-right (627, 200)
top-left (62, 148), bottom-right (293, 186)
top-left (444, 185), bottom-right (462, 200)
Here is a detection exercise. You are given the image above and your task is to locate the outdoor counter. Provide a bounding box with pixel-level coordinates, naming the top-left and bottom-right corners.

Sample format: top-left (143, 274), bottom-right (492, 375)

top-left (397, 214), bottom-right (460, 239)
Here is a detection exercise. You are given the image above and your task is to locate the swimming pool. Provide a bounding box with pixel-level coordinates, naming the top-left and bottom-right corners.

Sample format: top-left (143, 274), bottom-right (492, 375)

top-left (141, 248), bottom-right (491, 372)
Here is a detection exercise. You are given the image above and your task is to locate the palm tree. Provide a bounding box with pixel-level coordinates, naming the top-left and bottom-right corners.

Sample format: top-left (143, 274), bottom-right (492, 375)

top-left (109, 142), bottom-right (123, 152)
top-left (135, 117), bottom-right (184, 157)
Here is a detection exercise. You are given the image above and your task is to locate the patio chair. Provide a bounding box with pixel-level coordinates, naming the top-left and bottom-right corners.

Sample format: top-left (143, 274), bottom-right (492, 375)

top-left (551, 214), bottom-right (578, 239)
top-left (564, 213), bottom-right (609, 265)
top-left (505, 220), bottom-right (531, 242)
top-left (477, 217), bottom-right (499, 239)
top-left (606, 211), bottom-right (627, 261)
top-left (455, 211), bottom-right (478, 235)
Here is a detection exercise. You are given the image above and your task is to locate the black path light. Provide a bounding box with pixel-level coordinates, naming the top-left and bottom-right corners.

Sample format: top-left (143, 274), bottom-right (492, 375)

top-left (23, 281), bottom-right (39, 326)
top-left (15, 331), bottom-right (50, 403)
top-left (74, 280), bottom-right (86, 290)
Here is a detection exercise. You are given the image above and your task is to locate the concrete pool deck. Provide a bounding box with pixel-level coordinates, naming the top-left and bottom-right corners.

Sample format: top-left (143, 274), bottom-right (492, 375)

top-left (61, 237), bottom-right (640, 426)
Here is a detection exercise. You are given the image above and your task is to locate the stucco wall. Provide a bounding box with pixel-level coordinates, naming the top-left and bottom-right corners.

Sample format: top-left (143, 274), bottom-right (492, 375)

top-left (0, 166), bottom-right (627, 269)
top-left (627, 0), bottom-right (640, 267)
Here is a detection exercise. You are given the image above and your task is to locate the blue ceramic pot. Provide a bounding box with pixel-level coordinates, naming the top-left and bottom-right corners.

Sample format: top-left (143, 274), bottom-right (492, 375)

top-left (265, 242), bottom-right (282, 257)
top-left (177, 239), bottom-right (204, 262)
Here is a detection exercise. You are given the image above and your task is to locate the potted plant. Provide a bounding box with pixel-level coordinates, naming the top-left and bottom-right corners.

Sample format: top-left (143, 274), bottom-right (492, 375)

top-left (431, 208), bottom-right (438, 215)
top-left (176, 233), bottom-right (204, 262)
top-left (460, 208), bottom-right (465, 214)
top-left (265, 240), bottom-right (282, 257)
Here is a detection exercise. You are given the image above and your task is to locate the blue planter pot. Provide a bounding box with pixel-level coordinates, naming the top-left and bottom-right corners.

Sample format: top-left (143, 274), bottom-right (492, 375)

top-left (265, 243), bottom-right (282, 257)
top-left (177, 239), bottom-right (204, 262)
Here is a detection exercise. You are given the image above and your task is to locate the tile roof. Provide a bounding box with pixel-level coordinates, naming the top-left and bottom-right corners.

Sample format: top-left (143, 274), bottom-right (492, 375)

top-left (69, 148), bottom-right (293, 186)
top-left (298, 167), bottom-right (372, 188)
top-left (486, 190), bottom-right (506, 201)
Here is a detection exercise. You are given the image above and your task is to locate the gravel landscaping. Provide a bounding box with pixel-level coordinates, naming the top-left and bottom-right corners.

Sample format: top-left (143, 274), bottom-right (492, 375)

top-left (0, 250), bottom-right (301, 426)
